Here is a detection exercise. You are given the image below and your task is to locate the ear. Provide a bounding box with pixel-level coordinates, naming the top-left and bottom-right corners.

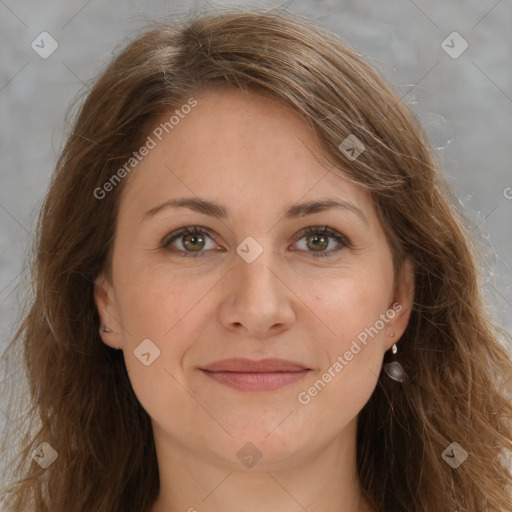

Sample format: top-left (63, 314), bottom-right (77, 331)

top-left (384, 258), bottom-right (415, 350)
top-left (94, 272), bottom-right (123, 350)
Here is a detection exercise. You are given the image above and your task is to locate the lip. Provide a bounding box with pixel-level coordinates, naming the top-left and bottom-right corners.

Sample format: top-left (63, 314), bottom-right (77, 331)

top-left (201, 369), bottom-right (311, 391)
top-left (199, 358), bottom-right (312, 392)
top-left (200, 357), bottom-right (310, 372)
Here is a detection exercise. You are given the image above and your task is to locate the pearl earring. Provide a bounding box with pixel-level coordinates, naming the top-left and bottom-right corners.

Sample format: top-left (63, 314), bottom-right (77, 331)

top-left (383, 341), bottom-right (407, 383)
top-left (100, 326), bottom-right (112, 333)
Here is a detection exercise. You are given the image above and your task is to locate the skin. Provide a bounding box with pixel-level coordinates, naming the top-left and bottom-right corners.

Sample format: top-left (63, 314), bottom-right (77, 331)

top-left (95, 88), bottom-right (414, 512)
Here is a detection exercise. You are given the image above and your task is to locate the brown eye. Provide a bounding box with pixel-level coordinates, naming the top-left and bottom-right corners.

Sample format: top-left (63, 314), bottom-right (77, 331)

top-left (292, 226), bottom-right (351, 259)
top-left (162, 226), bottom-right (219, 258)
top-left (305, 233), bottom-right (329, 252)
top-left (162, 225), bottom-right (351, 259)
top-left (181, 232), bottom-right (206, 252)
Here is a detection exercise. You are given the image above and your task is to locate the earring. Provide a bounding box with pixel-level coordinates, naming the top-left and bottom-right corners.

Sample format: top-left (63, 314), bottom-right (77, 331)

top-left (383, 341), bottom-right (407, 383)
top-left (100, 326), bottom-right (112, 333)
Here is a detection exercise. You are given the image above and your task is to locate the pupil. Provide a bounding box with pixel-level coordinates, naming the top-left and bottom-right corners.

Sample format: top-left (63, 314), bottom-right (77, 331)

top-left (185, 234), bottom-right (203, 251)
top-left (309, 234), bottom-right (327, 251)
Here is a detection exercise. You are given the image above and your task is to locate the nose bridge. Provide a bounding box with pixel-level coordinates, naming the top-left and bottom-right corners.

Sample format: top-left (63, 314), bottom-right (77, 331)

top-left (223, 232), bottom-right (291, 328)
top-left (234, 233), bottom-right (278, 297)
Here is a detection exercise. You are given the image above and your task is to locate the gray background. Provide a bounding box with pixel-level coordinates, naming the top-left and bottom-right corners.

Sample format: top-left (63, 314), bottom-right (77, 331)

top-left (1, 0), bottom-right (511, 462)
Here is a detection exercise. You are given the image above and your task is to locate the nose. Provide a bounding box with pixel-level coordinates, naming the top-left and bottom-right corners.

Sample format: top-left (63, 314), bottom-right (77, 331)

top-left (217, 237), bottom-right (296, 337)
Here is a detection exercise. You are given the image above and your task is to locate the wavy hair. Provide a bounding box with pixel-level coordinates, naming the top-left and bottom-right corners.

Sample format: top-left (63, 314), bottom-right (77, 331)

top-left (1, 7), bottom-right (511, 511)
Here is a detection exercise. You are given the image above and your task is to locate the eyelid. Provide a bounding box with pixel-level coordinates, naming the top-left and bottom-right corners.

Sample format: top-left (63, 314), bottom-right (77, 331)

top-left (293, 226), bottom-right (352, 249)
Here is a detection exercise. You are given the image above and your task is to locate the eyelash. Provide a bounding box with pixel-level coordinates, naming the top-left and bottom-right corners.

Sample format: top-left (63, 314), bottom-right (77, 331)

top-left (161, 225), bottom-right (352, 259)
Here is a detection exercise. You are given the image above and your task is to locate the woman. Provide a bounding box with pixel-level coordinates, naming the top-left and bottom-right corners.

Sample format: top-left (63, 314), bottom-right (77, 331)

top-left (1, 7), bottom-right (511, 512)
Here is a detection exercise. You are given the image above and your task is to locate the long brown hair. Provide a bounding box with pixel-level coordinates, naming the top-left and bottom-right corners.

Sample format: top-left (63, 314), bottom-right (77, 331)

top-left (1, 7), bottom-right (511, 511)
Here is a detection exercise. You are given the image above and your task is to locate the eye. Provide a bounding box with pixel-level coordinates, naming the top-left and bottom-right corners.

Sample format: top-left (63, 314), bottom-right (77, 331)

top-left (291, 226), bottom-right (352, 259)
top-left (161, 225), bottom-right (352, 258)
top-left (161, 226), bottom-right (220, 257)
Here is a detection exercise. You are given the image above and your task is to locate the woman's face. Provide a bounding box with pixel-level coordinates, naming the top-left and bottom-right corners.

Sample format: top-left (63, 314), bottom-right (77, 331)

top-left (95, 88), bottom-right (413, 471)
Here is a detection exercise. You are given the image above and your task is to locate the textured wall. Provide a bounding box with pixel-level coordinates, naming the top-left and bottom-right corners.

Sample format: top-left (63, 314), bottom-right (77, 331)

top-left (1, 0), bottom-right (511, 473)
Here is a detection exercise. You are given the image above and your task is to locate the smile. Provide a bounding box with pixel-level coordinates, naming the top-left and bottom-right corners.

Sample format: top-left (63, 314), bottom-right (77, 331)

top-left (200, 369), bottom-right (312, 391)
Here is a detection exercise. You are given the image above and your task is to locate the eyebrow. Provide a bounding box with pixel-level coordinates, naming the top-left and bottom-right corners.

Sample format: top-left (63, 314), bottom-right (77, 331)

top-left (142, 197), bottom-right (368, 226)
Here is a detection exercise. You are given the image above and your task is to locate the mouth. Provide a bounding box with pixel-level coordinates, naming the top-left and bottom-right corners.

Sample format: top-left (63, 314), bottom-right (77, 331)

top-left (199, 358), bottom-right (312, 391)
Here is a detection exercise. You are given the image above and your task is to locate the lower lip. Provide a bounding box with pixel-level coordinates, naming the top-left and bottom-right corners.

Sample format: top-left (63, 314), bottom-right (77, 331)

top-left (200, 369), bottom-right (311, 391)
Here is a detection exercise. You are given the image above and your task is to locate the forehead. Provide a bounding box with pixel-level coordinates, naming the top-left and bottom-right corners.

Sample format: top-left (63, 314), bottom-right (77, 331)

top-left (119, 88), bottom-right (374, 224)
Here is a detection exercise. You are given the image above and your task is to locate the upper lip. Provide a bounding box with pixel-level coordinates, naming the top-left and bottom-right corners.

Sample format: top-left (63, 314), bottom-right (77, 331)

top-left (200, 358), bottom-right (310, 372)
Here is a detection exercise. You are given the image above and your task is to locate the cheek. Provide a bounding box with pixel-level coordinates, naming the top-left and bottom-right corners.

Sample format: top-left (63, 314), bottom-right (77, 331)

top-left (295, 270), bottom-right (391, 409)
top-left (116, 271), bottom-right (208, 425)
top-left (114, 265), bottom-right (223, 404)
top-left (115, 263), bottom-right (215, 342)
top-left (293, 282), bottom-right (387, 442)
top-left (305, 268), bottom-right (392, 346)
